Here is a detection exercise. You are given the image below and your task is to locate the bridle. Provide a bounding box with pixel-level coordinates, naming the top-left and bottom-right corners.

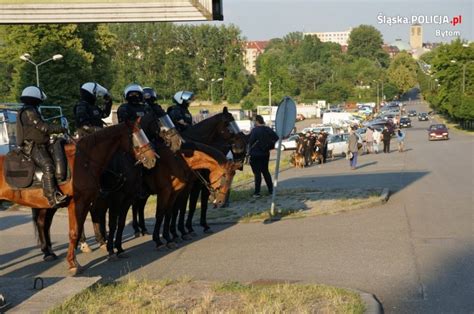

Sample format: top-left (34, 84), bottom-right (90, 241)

top-left (191, 168), bottom-right (228, 201)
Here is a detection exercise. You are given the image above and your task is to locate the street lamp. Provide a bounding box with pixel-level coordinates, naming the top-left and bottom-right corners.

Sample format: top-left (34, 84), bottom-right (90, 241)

top-left (451, 59), bottom-right (473, 94)
top-left (268, 80), bottom-right (272, 106)
top-left (372, 80), bottom-right (379, 108)
top-left (20, 53), bottom-right (63, 87)
top-left (199, 77), bottom-right (223, 102)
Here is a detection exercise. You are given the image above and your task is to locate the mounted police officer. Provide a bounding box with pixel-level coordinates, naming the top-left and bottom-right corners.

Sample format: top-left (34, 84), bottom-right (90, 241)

top-left (16, 86), bottom-right (68, 207)
top-left (117, 84), bottom-right (147, 124)
top-left (143, 87), bottom-right (182, 151)
top-left (167, 91), bottom-right (194, 132)
top-left (74, 82), bottom-right (112, 138)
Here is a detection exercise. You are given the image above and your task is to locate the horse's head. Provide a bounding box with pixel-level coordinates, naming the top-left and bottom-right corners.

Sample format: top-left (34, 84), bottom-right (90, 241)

top-left (129, 118), bottom-right (157, 169)
top-left (208, 161), bottom-right (239, 207)
top-left (218, 107), bottom-right (247, 157)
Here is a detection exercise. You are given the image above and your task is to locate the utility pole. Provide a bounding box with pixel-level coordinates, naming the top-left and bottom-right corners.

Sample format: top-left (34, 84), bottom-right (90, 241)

top-left (268, 80), bottom-right (272, 106)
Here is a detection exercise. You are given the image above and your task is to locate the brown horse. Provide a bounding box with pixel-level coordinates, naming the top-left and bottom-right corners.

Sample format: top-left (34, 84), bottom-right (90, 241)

top-left (150, 141), bottom-right (238, 248)
top-left (1, 121), bottom-right (157, 274)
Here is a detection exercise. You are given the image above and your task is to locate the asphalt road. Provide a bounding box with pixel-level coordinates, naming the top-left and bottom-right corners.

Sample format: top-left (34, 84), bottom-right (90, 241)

top-left (1, 100), bottom-right (473, 313)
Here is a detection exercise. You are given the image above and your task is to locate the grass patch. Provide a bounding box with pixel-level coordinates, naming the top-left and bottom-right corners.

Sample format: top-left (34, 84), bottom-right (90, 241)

top-left (50, 279), bottom-right (365, 314)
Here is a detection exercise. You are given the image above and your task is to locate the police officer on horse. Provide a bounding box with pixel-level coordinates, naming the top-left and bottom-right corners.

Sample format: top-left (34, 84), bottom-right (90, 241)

top-left (167, 91), bottom-right (195, 132)
top-left (16, 86), bottom-right (68, 207)
top-left (74, 82), bottom-right (112, 138)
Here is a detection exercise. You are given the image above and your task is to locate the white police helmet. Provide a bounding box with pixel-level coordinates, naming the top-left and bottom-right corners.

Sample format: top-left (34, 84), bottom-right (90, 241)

top-left (123, 83), bottom-right (144, 102)
top-left (173, 91), bottom-right (194, 106)
top-left (20, 86), bottom-right (47, 104)
top-left (81, 82), bottom-right (109, 98)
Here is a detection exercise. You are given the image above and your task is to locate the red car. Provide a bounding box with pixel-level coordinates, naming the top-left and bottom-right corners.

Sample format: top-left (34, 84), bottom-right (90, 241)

top-left (428, 124), bottom-right (449, 141)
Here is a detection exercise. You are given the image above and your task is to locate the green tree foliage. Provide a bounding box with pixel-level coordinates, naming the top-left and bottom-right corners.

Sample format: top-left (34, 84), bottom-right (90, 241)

top-left (419, 39), bottom-right (473, 121)
top-left (387, 51), bottom-right (418, 96)
top-left (347, 25), bottom-right (389, 67)
top-left (109, 23), bottom-right (249, 104)
top-left (0, 24), bottom-right (116, 120)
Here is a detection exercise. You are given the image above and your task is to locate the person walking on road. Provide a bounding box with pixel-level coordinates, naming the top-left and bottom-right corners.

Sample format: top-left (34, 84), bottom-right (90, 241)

top-left (382, 126), bottom-right (391, 153)
top-left (348, 126), bottom-right (359, 170)
top-left (373, 128), bottom-right (381, 154)
top-left (248, 115), bottom-right (278, 197)
top-left (366, 127), bottom-right (374, 154)
top-left (396, 129), bottom-right (406, 152)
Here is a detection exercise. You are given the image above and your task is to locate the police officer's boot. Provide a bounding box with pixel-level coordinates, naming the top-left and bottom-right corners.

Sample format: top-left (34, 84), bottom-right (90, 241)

top-left (43, 170), bottom-right (68, 208)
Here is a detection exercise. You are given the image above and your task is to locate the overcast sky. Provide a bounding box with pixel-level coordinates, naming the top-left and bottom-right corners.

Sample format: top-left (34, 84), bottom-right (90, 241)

top-left (210, 0), bottom-right (472, 44)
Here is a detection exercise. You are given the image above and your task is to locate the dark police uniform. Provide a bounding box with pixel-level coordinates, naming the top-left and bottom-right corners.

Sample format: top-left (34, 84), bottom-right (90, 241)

top-left (117, 101), bottom-right (147, 124)
top-left (17, 105), bottom-right (66, 205)
top-left (167, 104), bottom-right (193, 132)
top-left (74, 97), bottom-right (112, 135)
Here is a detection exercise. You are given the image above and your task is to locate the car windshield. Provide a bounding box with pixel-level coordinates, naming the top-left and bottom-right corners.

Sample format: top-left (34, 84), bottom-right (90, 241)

top-left (430, 124), bottom-right (446, 130)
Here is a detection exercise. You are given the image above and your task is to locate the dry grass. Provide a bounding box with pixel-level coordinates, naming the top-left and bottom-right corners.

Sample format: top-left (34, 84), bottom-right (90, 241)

top-left (50, 278), bottom-right (365, 314)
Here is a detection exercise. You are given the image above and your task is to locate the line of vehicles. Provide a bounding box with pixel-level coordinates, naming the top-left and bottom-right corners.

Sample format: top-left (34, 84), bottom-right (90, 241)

top-left (277, 101), bottom-right (450, 154)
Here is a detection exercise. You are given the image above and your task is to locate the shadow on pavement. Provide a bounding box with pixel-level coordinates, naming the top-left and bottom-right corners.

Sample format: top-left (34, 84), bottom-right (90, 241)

top-left (278, 171), bottom-right (429, 197)
top-left (0, 213), bottom-right (31, 232)
top-left (355, 161), bottom-right (378, 169)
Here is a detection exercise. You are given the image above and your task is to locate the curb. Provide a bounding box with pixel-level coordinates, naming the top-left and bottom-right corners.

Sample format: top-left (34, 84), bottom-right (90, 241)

top-left (357, 290), bottom-right (384, 314)
top-left (380, 188), bottom-right (390, 203)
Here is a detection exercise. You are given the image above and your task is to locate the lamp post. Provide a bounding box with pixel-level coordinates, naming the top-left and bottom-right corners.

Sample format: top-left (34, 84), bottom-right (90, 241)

top-left (199, 77), bottom-right (223, 102)
top-left (20, 53), bottom-right (63, 87)
top-left (268, 80), bottom-right (272, 106)
top-left (373, 80), bottom-right (379, 108)
top-left (450, 59), bottom-right (473, 94)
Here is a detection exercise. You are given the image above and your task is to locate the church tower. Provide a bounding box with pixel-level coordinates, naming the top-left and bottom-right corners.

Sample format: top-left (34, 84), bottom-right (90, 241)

top-left (410, 23), bottom-right (422, 49)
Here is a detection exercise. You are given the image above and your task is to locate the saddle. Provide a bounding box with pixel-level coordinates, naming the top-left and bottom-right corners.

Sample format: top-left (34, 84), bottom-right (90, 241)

top-left (4, 139), bottom-right (70, 189)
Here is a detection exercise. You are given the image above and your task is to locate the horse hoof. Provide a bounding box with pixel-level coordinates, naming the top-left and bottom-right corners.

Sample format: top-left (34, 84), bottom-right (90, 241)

top-left (166, 242), bottom-right (177, 249)
top-left (43, 254), bottom-right (58, 262)
top-left (182, 234), bottom-right (192, 241)
top-left (203, 228), bottom-right (214, 234)
top-left (134, 232), bottom-right (141, 238)
top-left (80, 242), bottom-right (92, 253)
top-left (141, 229), bottom-right (150, 236)
top-left (68, 265), bottom-right (83, 276)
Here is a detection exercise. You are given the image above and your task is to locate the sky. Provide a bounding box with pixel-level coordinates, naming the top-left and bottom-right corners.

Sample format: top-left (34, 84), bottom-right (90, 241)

top-left (209, 0), bottom-right (472, 44)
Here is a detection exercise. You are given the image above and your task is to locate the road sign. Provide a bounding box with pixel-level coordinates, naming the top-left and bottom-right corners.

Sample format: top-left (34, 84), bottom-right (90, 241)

top-left (275, 96), bottom-right (296, 139)
top-left (270, 96), bottom-right (296, 217)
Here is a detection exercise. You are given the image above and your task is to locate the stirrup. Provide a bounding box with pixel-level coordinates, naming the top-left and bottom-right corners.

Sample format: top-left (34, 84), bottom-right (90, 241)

top-left (48, 192), bottom-right (68, 208)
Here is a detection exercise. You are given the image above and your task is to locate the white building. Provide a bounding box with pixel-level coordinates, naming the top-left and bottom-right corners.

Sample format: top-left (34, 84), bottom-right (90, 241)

top-left (304, 28), bottom-right (352, 46)
top-left (243, 41), bottom-right (269, 75)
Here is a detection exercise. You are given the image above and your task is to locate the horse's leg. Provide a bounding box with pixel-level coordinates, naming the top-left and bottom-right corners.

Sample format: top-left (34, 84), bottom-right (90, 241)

top-left (106, 206), bottom-right (118, 258)
top-left (90, 199), bottom-right (107, 248)
top-left (132, 196), bottom-right (149, 237)
top-left (79, 227), bottom-right (92, 253)
top-left (66, 199), bottom-right (90, 275)
top-left (200, 184), bottom-right (212, 233)
top-left (44, 207), bottom-right (58, 259)
top-left (32, 208), bottom-right (54, 261)
top-left (169, 198), bottom-right (180, 242)
top-left (186, 181), bottom-right (200, 236)
top-left (153, 204), bottom-right (165, 249)
top-left (114, 203), bottom-right (131, 257)
top-left (178, 196), bottom-right (190, 241)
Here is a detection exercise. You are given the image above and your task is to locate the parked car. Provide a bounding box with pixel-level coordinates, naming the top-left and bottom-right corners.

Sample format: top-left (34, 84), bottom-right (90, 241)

top-left (327, 133), bottom-right (349, 157)
top-left (276, 134), bottom-right (299, 150)
top-left (399, 117), bottom-right (412, 128)
top-left (408, 109), bottom-right (417, 117)
top-left (296, 113), bottom-right (305, 121)
top-left (418, 112), bottom-right (429, 121)
top-left (428, 124), bottom-right (449, 141)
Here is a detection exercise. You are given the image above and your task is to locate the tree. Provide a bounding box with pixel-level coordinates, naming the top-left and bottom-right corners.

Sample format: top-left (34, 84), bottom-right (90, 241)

top-left (348, 25), bottom-right (389, 67)
top-left (387, 51), bottom-right (418, 96)
top-left (0, 24), bottom-right (116, 121)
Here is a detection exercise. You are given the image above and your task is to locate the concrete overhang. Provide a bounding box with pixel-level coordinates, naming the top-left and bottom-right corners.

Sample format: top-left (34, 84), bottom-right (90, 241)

top-left (0, 0), bottom-right (223, 23)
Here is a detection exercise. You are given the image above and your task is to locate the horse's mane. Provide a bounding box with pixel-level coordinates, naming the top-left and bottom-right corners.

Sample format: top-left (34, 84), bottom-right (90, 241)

top-left (77, 123), bottom-right (127, 150)
top-left (181, 113), bottom-right (224, 143)
top-left (182, 141), bottom-right (228, 166)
